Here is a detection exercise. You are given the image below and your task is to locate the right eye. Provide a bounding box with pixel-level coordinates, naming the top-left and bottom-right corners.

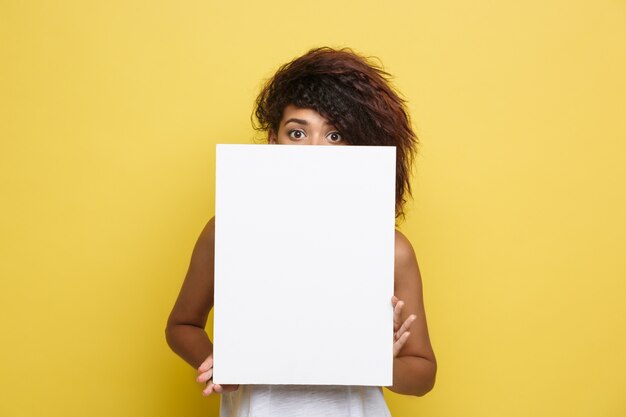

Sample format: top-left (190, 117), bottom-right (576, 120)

top-left (287, 129), bottom-right (306, 140)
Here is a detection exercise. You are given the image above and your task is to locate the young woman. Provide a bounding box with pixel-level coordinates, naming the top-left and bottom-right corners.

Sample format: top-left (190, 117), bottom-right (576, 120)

top-left (166, 47), bottom-right (437, 417)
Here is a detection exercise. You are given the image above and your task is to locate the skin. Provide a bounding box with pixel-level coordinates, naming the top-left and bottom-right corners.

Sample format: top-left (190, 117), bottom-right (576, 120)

top-left (165, 105), bottom-right (437, 397)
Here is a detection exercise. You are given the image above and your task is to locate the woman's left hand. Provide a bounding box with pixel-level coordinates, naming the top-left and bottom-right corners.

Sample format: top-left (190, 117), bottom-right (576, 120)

top-left (197, 354), bottom-right (240, 396)
top-left (392, 295), bottom-right (416, 357)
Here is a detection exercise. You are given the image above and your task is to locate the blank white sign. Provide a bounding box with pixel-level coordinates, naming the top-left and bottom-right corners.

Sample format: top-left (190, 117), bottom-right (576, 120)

top-left (213, 144), bottom-right (396, 386)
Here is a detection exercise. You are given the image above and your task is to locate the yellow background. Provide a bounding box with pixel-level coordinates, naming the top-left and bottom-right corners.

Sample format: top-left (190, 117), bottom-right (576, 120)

top-left (1, 1), bottom-right (625, 416)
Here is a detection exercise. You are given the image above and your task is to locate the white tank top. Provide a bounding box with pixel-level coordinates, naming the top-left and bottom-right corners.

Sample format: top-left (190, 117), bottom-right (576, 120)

top-left (220, 385), bottom-right (391, 417)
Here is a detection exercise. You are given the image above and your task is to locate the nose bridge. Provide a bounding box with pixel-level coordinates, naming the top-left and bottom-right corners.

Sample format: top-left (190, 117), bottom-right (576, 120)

top-left (310, 130), bottom-right (326, 146)
top-left (311, 134), bottom-right (323, 145)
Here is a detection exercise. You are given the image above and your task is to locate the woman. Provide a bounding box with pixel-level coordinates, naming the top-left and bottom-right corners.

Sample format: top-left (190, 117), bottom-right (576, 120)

top-left (166, 47), bottom-right (437, 416)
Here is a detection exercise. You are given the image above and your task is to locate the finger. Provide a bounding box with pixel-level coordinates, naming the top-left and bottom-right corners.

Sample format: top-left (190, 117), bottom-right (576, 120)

top-left (391, 296), bottom-right (398, 307)
top-left (395, 314), bottom-right (416, 341)
top-left (196, 369), bottom-right (213, 384)
top-left (393, 300), bottom-right (404, 331)
top-left (212, 383), bottom-right (239, 394)
top-left (221, 384), bottom-right (240, 393)
top-left (202, 381), bottom-right (215, 396)
top-left (393, 331), bottom-right (411, 357)
top-left (198, 355), bottom-right (213, 373)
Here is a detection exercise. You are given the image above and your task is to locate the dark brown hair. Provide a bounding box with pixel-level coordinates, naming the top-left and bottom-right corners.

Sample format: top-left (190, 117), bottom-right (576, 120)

top-left (253, 47), bottom-right (418, 220)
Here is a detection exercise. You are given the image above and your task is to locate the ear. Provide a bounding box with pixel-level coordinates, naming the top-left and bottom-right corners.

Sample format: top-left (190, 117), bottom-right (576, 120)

top-left (268, 129), bottom-right (277, 144)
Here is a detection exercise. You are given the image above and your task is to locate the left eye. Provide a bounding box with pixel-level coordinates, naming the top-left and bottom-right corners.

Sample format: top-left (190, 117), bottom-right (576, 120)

top-left (327, 132), bottom-right (343, 143)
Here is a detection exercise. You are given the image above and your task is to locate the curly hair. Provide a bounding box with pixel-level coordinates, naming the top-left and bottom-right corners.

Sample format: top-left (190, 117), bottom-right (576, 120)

top-left (253, 47), bottom-right (419, 221)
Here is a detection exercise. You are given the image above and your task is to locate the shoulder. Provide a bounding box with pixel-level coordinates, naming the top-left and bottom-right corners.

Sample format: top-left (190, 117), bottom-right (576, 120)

top-left (394, 230), bottom-right (417, 267)
top-left (394, 230), bottom-right (421, 283)
top-left (204, 216), bottom-right (216, 238)
top-left (197, 216), bottom-right (216, 246)
top-left (187, 217), bottom-right (216, 261)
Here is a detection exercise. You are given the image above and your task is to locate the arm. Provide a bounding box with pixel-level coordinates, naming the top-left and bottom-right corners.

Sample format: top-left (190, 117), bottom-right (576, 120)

top-left (389, 231), bottom-right (437, 396)
top-left (165, 217), bottom-right (216, 369)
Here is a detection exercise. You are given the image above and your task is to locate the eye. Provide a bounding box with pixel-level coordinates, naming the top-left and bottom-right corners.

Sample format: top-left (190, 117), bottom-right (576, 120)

top-left (287, 129), bottom-right (306, 140)
top-left (327, 131), bottom-right (343, 143)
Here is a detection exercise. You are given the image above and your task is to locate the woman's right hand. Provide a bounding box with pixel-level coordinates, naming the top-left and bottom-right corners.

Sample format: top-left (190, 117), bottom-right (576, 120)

top-left (197, 354), bottom-right (240, 396)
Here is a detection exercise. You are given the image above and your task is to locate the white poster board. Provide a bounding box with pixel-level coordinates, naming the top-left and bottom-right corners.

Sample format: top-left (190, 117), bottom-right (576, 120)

top-left (213, 144), bottom-right (396, 386)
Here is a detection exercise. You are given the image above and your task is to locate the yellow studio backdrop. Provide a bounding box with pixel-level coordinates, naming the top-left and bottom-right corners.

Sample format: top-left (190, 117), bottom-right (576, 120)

top-left (1, 1), bottom-right (625, 416)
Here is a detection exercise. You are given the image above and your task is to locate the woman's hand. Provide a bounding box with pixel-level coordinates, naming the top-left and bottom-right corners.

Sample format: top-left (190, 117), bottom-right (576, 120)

top-left (196, 354), bottom-right (240, 396)
top-left (392, 295), bottom-right (417, 357)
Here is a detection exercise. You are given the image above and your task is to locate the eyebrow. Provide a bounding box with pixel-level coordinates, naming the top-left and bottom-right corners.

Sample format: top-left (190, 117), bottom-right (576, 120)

top-left (283, 118), bottom-right (309, 126)
top-left (283, 117), bottom-right (332, 127)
